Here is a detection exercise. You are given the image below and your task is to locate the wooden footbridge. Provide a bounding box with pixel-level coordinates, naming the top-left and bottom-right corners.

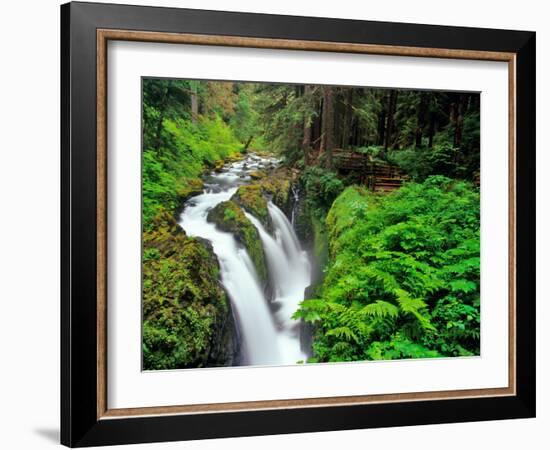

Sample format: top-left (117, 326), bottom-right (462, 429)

top-left (332, 149), bottom-right (407, 192)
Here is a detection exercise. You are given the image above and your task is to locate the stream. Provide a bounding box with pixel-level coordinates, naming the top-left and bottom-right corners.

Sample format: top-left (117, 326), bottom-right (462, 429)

top-left (178, 154), bottom-right (311, 366)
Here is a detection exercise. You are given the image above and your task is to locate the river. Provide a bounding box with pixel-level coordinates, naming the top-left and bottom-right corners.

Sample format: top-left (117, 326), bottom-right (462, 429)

top-left (178, 154), bottom-right (311, 366)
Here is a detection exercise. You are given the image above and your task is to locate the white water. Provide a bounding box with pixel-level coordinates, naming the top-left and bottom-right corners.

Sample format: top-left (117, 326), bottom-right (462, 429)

top-left (246, 206), bottom-right (311, 331)
top-left (178, 155), bottom-right (310, 366)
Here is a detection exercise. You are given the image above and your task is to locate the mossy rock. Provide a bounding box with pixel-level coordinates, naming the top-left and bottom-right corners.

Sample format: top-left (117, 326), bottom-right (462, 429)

top-left (225, 152), bottom-right (245, 162)
top-left (249, 170), bottom-right (267, 180)
top-left (206, 200), bottom-right (267, 283)
top-left (212, 159), bottom-right (226, 172)
top-left (176, 178), bottom-right (204, 202)
top-left (142, 210), bottom-right (238, 370)
top-left (231, 185), bottom-right (271, 229)
top-left (259, 166), bottom-right (295, 212)
top-left (230, 167), bottom-right (297, 228)
top-left (261, 172), bottom-right (292, 210)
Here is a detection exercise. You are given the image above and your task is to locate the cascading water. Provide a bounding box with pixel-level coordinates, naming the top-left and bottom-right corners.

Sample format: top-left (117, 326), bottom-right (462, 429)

top-left (290, 185), bottom-right (300, 226)
top-left (178, 154), bottom-right (310, 366)
top-left (246, 205), bottom-right (311, 331)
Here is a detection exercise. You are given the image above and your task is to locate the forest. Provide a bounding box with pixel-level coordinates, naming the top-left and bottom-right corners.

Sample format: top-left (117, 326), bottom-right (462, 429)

top-left (142, 78), bottom-right (480, 370)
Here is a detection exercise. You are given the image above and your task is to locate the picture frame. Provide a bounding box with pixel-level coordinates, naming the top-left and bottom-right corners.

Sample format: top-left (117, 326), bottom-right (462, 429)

top-left (60, 1), bottom-right (536, 447)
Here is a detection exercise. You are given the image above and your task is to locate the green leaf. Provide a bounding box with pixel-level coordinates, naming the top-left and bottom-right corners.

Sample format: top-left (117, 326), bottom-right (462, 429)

top-left (361, 300), bottom-right (399, 319)
top-left (449, 279), bottom-right (477, 293)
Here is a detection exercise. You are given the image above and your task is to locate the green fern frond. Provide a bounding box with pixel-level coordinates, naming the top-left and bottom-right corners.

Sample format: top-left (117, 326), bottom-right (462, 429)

top-left (361, 300), bottom-right (399, 319)
top-left (394, 289), bottom-right (427, 312)
top-left (394, 289), bottom-right (435, 331)
top-left (332, 341), bottom-right (352, 354)
top-left (325, 326), bottom-right (359, 343)
top-left (326, 302), bottom-right (347, 313)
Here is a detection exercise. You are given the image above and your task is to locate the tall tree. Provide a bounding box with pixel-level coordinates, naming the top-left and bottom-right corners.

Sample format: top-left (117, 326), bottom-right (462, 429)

top-left (301, 85), bottom-right (314, 164)
top-left (204, 82), bottom-right (236, 118)
top-left (453, 94), bottom-right (468, 148)
top-left (427, 110), bottom-right (436, 148)
top-left (189, 81), bottom-right (199, 124)
top-left (377, 107), bottom-right (387, 146)
top-left (321, 86), bottom-right (335, 169)
top-left (341, 89), bottom-right (353, 149)
top-left (383, 90), bottom-right (398, 153)
top-left (142, 79), bottom-right (192, 153)
top-left (415, 93), bottom-right (429, 148)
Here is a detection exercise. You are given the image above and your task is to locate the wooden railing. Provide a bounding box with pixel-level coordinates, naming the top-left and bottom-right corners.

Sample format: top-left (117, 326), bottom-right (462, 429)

top-left (332, 149), bottom-right (406, 192)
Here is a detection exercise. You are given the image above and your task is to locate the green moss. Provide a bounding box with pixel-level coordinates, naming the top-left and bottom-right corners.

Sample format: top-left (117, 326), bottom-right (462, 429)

top-left (207, 201), bottom-right (267, 283)
top-left (312, 216), bottom-right (328, 269)
top-left (212, 159), bottom-right (226, 172)
top-left (249, 170), bottom-right (267, 180)
top-left (325, 185), bottom-right (378, 257)
top-left (231, 167), bottom-right (295, 229)
top-left (142, 210), bottom-right (236, 370)
top-left (224, 208), bottom-right (238, 221)
top-left (259, 167), bottom-right (293, 209)
top-left (176, 178), bottom-right (204, 202)
top-left (231, 185), bottom-right (270, 227)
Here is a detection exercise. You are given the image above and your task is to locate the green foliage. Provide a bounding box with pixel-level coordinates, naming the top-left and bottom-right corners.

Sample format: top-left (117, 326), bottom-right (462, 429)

top-left (366, 334), bottom-right (441, 360)
top-left (387, 143), bottom-right (456, 181)
top-left (301, 166), bottom-right (345, 217)
top-left (140, 78), bottom-right (482, 369)
top-left (254, 83), bottom-right (311, 162)
top-left (387, 108), bottom-right (480, 181)
top-left (295, 177), bottom-right (480, 362)
top-left (142, 78), bottom-right (251, 229)
top-left (142, 115), bottom-right (242, 229)
top-left (229, 83), bottom-right (264, 147)
top-left (142, 78), bottom-right (193, 152)
top-left (354, 145), bottom-right (385, 161)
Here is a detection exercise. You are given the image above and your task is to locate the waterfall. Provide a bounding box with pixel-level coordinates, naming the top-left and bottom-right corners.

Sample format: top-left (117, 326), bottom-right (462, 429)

top-left (179, 188), bottom-right (281, 365)
top-left (290, 185), bottom-right (300, 226)
top-left (178, 154), bottom-right (310, 366)
top-left (246, 204), bottom-right (311, 331)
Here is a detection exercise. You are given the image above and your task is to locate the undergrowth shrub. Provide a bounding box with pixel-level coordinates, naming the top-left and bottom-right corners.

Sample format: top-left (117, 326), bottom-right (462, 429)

top-left (294, 176), bottom-right (480, 362)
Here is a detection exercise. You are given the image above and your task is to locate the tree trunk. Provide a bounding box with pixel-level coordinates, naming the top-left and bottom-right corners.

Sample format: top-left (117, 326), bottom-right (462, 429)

top-left (341, 89), bottom-right (353, 149)
top-left (454, 94), bottom-right (466, 148)
top-left (428, 112), bottom-right (435, 148)
top-left (302, 121), bottom-right (311, 164)
top-left (415, 94), bottom-right (428, 148)
top-left (154, 88), bottom-right (169, 153)
top-left (321, 86), bottom-right (335, 170)
top-left (190, 90), bottom-right (199, 124)
top-left (312, 106), bottom-right (322, 151)
top-left (154, 112), bottom-right (164, 153)
top-left (415, 124), bottom-right (422, 148)
top-left (352, 117), bottom-right (359, 147)
top-left (302, 85), bottom-right (313, 165)
top-left (243, 135), bottom-right (253, 151)
top-left (377, 109), bottom-right (386, 146)
top-left (384, 90), bottom-right (398, 154)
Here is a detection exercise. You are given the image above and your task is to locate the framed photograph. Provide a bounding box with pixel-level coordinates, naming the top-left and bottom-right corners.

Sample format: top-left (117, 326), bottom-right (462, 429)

top-left (61, 1), bottom-right (536, 447)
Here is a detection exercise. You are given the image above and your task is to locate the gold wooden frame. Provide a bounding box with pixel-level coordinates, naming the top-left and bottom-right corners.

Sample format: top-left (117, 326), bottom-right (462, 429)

top-left (96, 29), bottom-right (516, 420)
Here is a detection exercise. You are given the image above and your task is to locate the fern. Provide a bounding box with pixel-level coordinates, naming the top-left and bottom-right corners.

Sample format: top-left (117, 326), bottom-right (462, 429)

top-left (296, 177), bottom-right (480, 363)
top-left (326, 326), bottom-right (359, 344)
top-left (361, 300), bottom-right (399, 319)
